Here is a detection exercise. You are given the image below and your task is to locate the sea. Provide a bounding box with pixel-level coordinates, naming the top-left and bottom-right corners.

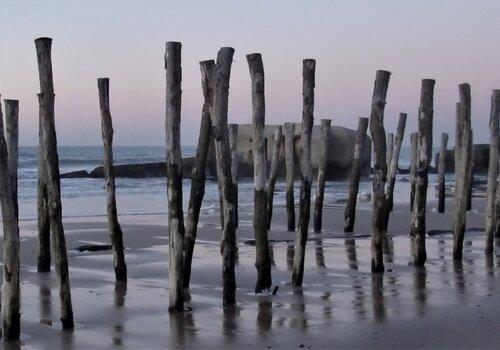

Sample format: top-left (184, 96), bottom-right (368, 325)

top-left (16, 146), bottom-right (459, 221)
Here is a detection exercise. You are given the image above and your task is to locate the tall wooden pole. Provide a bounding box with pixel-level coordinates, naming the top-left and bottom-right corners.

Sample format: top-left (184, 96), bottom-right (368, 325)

top-left (467, 133), bottom-right (474, 211)
top-left (437, 133), bottom-right (449, 213)
top-left (409, 132), bottom-right (418, 210)
top-left (284, 122), bottom-right (296, 231)
top-left (485, 90), bottom-right (500, 254)
top-left (4, 100), bottom-right (19, 218)
top-left (292, 59), bottom-right (315, 286)
top-left (37, 87), bottom-right (51, 272)
top-left (385, 113), bottom-right (407, 214)
top-left (412, 79), bottom-right (435, 267)
top-left (97, 78), bottom-right (127, 282)
top-left (212, 47), bottom-right (237, 305)
top-left (495, 171), bottom-right (500, 238)
top-left (247, 53), bottom-right (272, 293)
top-left (35, 37), bottom-right (74, 329)
top-left (165, 41), bottom-right (185, 312)
top-left (344, 117), bottom-right (369, 232)
top-left (386, 133), bottom-right (394, 168)
top-left (369, 70), bottom-right (391, 273)
top-left (313, 119), bottom-right (331, 232)
top-left (267, 126), bottom-right (282, 229)
top-left (183, 60), bottom-right (214, 291)
top-left (0, 99), bottom-right (20, 340)
top-left (453, 83), bottom-right (472, 260)
top-left (229, 124), bottom-right (239, 228)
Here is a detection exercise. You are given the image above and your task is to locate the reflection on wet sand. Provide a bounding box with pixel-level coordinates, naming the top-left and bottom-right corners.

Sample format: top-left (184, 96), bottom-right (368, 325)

top-left (257, 299), bottom-right (273, 334)
top-left (289, 289), bottom-right (308, 330)
top-left (112, 281), bottom-right (127, 345)
top-left (344, 233), bottom-right (366, 320)
top-left (371, 273), bottom-right (385, 322)
top-left (413, 267), bottom-right (427, 316)
top-left (315, 239), bottom-right (325, 268)
top-left (383, 234), bottom-right (394, 264)
top-left (169, 310), bottom-right (196, 348)
top-left (222, 304), bottom-right (239, 342)
top-left (286, 244), bottom-right (295, 271)
top-left (344, 233), bottom-right (358, 270)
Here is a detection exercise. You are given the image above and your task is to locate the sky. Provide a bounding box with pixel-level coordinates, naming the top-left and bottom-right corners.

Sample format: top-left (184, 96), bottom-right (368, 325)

top-left (1, 0), bottom-right (499, 147)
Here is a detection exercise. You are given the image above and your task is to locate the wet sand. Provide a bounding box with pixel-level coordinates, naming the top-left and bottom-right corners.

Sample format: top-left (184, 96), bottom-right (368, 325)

top-left (2, 196), bottom-right (500, 349)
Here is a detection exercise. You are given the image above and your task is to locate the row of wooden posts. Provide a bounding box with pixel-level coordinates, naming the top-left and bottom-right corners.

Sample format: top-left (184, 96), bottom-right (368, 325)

top-left (0, 38), bottom-right (498, 341)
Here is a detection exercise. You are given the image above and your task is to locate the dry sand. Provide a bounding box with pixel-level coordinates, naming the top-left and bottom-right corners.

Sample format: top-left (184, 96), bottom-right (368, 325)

top-left (2, 196), bottom-right (500, 349)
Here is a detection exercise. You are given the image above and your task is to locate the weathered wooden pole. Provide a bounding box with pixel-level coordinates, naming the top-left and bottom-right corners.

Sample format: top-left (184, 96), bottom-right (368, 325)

top-left (437, 133), bottom-right (449, 213)
top-left (437, 132), bottom-right (449, 213)
top-left (165, 41), bottom-right (185, 312)
top-left (37, 95), bottom-right (51, 273)
top-left (313, 119), bottom-right (331, 232)
top-left (412, 79), bottom-right (435, 267)
top-left (284, 122), bottom-right (296, 231)
top-left (453, 83), bottom-right (472, 260)
top-left (183, 60), bottom-right (214, 290)
top-left (292, 59), bottom-right (315, 287)
top-left (385, 113), bottom-right (407, 214)
top-left (344, 117), bottom-right (369, 232)
top-left (369, 70), bottom-right (391, 273)
top-left (455, 103), bottom-right (463, 200)
top-left (229, 124), bottom-right (239, 228)
top-left (213, 47), bottom-right (237, 304)
top-left (97, 78), bottom-right (127, 282)
top-left (267, 126), bottom-right (283, 229)
top-left (35, 37), bottom-right (74, 329)
top-left (183, 60), bottom-right (214, 291)
top-left (467, 133), bottom-right (474, 211)
top-left (409, 132), bottom-right (418, 210)
top-left (496, 171), bottom-right (500, 238)
top-left (386, 133), bottom-right (394, 168)
top-left (247, 53), bottom-right (272, 293)
top-left (485, 90), bottom-right (500, 254)
top-left (4, 100), bottom-right (19, 218)
top-left (0, 99), bottom-right (21, 340)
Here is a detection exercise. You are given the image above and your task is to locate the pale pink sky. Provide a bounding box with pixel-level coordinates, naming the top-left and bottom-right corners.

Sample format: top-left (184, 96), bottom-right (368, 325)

top-left (1, 0), bottom-right (499, 146)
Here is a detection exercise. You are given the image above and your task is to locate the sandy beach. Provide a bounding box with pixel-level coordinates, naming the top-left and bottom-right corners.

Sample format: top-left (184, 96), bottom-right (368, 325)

top-left (1, 193), bottom-right (498, 349)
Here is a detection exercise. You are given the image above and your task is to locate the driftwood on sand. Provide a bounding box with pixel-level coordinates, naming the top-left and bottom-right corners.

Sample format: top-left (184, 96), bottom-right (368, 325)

top-left (292, 59), bottom-right (315, 287)
top-left (97, 78), bottom-right (127, 282)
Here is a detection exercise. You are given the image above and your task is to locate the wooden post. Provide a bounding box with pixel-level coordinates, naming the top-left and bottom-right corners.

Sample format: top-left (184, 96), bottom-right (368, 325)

top-left (453, 83), bottom-right (472, 260)
top-left (485, 90), bottom-right (500, 254)
top-left (229, 124), bottom-right (239, 228)
top-left (37, 94), bottom-right (51, 273)
top-left (0, 99), bottom-right (21, 340)
top-left (386, 133), bottom-right (394, 168)
top-left (212, 47), bottom-right (237, 305)
top-left (344, 117), bottom-right (369, 232)
top-left (247, 53), bottom-right (272, 293)
top-left (412, 79), bottom-right (435, 267)
top-left (267, 126), bottom-right (283, 229)
top-left (495, 171), bottom-right (500, 238)
top-left (410, 132), bottom-right (418, 210)
top-left (183, 60), bottom-right (214, 291)
top-left (368, 70), bottom-right (391, 273)
top-left (437, 133), bottom-right (449, 213)
top-left (165, 42), bottom-right (185, 312)
top-left (35, 37), bottom-right (74, 329)
top-left (313, 119), bottom-right (331, 232)
top-left (292, 59), bottom-right (315, 287)
top-left (385, 113), bottom-right (407, 214)
top-left (467, 134), bottom-right (474, 211)
top-left (284, 122), bottom-right (296, 231)
top-left (97, 78), bottom-right (127, 282)
top-left (4, 100), bottom-right (19, 218)
top-left (455, 103), bottom-right (463, 200)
